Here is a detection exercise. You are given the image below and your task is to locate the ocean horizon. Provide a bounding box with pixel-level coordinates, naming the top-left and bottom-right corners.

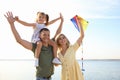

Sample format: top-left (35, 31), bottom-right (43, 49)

top-left (0, 59), bottom-right (120, 80)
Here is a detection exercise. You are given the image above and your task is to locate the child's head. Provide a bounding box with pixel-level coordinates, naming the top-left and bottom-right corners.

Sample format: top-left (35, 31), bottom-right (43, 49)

top-left (45, 14), bottom-right (49, 25)
top-left (36, 12), bottom-right (49, 25)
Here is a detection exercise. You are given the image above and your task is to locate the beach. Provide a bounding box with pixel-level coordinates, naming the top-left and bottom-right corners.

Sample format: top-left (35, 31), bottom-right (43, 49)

top-left (0, 59), bottom-right (120, 80)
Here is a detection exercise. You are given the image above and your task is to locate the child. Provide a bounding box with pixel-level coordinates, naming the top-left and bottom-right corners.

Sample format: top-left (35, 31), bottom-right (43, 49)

top-left (15, 12), bottom-right (62, 66)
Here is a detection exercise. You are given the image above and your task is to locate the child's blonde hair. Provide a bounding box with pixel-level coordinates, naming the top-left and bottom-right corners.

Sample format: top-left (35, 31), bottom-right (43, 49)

top-left (36, 12), bottom-right (49, 25)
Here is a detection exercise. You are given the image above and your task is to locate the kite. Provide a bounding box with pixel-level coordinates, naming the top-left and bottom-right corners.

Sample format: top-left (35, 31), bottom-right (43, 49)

top-left (70, 15), bottom-right (89, 72)
top-left (70, 15), bottom-right (89, 32)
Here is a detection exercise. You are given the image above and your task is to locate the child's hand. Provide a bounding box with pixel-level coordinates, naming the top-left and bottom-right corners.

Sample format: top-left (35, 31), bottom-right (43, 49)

top-left (14, 16), bottom-right (19, 21)
top-left (60, 13), bottom-right (64, 22)
top-left (54, 64), bottom-right (59, 66)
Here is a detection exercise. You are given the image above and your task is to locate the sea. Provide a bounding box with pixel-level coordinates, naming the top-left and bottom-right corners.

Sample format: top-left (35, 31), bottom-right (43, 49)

top-left (0, 59), bottom-right (120, 80)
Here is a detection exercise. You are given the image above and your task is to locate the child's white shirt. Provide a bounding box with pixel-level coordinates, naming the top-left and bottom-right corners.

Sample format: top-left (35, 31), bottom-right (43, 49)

top-left (31, 23), bottom-right (46, 43)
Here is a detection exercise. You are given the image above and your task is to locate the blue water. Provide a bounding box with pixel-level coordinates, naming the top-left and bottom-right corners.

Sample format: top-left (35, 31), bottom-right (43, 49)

top-left (0, 59), bottom-right (120, 80)
top-left (82, 60), bottom-right (120, 80)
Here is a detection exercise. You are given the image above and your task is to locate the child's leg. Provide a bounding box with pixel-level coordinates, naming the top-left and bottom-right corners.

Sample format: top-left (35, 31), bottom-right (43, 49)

top-left (49, 40), bottom-right (61, 64)
top-left (49, 40), bottom-right (57, 58)
top-left (34, 41), bottom-right (42, 67)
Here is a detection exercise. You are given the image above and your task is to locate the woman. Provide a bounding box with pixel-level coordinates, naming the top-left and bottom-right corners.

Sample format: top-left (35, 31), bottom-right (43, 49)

top-left (56, 17), bottom-right (84, 80)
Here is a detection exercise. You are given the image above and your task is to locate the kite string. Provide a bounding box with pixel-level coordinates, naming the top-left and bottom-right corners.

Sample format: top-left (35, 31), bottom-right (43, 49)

top-left (81, 41), bottom-right (85, 71)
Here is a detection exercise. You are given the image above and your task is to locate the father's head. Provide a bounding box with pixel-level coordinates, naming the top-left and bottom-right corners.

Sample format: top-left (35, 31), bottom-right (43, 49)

top-left (39, 28), bottom-right (50, 43)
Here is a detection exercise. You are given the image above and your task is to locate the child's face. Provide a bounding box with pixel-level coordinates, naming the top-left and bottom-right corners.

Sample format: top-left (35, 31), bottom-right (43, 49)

top-left (37, 13), bottom-right (46, 24)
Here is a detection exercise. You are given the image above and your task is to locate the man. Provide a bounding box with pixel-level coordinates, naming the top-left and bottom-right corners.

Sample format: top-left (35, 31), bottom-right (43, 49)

top-left (4, 11), bottom-right (63, 80)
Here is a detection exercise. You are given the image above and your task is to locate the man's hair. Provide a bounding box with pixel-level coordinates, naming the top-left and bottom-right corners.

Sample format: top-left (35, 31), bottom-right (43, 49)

top-left (39, 28), bottom-right (50, 33)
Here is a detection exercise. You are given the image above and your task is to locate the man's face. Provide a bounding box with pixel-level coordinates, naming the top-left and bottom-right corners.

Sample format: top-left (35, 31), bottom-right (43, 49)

top-left (40, 30), bottom-right (50, 43)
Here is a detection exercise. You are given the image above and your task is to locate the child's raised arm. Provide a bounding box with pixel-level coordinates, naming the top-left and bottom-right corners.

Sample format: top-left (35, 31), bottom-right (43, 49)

top-left (46, 13), bottom-right (61, 26)
top-left (15, 16), bottom-right (36, 28)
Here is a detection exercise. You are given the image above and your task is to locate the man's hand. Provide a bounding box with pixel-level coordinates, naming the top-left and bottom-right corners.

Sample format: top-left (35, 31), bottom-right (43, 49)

top-left (4, 11), bottom-right (15, 25)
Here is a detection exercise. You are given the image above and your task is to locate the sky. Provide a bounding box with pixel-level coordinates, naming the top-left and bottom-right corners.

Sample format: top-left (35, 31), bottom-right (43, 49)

top-left (0, 0), bottom-right (120, 59)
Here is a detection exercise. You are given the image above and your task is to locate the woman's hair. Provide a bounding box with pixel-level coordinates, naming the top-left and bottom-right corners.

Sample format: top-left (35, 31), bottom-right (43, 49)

top-left (56, 34), bottom-right (70, 49)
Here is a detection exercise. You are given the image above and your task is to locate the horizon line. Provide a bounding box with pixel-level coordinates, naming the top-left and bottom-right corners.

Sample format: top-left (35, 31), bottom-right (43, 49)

top-left (0, 59), bottom-right (120, 61)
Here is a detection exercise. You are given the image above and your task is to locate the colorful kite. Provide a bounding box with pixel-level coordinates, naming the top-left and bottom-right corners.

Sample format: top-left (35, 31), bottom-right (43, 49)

top-left (71, 15), bottom-right (89, 32)
top-left (71, 15), bottom-right (89, 72)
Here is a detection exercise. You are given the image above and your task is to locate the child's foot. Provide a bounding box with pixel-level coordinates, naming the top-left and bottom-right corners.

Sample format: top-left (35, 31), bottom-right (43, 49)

top-left (52, 58), bottom-right (61, 65)
top-left (34, 58), bottom-right (39, 67)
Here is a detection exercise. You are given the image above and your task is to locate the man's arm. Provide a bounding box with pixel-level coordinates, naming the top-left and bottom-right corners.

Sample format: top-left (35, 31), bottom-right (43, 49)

top-left (53, 13), bottom-right (64, 39)
top-left (4, 11), bottom-right (32, 50)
